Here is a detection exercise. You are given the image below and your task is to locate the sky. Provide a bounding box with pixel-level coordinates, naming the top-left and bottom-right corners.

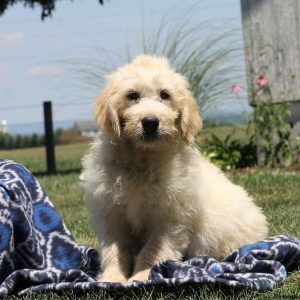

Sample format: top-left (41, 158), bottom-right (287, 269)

top-left (0, 0), bottom-right (248, 134)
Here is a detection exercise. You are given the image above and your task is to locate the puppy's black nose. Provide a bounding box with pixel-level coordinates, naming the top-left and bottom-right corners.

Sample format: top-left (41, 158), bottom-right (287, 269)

top-left (142, 116), bottom-right (159, 134)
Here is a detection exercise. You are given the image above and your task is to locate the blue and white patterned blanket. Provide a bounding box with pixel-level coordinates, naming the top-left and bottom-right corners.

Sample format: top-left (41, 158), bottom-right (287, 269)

top-left (0, 158), bottom-right (299, 297)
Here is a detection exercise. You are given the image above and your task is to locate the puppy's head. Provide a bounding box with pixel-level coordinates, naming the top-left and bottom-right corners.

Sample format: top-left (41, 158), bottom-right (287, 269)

top-left (94, 55), bottom-right (202, 149)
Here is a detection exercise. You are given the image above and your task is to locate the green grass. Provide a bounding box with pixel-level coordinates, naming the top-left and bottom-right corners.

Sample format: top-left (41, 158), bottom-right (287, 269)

top-left (13, 170), bottom-right (298, 299)
top-left (0, 142), bottom-right (90, 173)
top-left (1, 139), bottom-right (300, 299)
top-left (232, 170), bottom-right (300, 237)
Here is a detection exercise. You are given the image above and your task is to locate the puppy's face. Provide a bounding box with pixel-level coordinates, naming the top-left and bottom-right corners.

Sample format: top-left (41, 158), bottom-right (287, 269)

top-left (94, 55), bottom-right (202, 150)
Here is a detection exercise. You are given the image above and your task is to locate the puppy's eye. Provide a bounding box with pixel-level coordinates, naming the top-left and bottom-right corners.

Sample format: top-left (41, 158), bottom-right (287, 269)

top-left (127, 91), bottom-right (140, 101)
top-left (159, 90), bottom-right (170, 100)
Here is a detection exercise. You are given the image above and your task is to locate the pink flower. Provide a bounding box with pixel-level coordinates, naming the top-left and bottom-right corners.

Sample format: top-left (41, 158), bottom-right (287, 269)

top-left (231, 85), bottom-right (243, 93)
top-left (256, 75), bottom-right (268, 86)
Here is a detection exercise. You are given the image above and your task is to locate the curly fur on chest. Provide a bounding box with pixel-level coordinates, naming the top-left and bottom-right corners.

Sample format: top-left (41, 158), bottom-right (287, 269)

top-left (83, 133), bottom-right (199, 233)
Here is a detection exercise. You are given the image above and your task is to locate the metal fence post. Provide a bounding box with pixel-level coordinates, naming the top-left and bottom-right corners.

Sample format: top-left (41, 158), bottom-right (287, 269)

top-left (43, 101), bottom-right (56, 174)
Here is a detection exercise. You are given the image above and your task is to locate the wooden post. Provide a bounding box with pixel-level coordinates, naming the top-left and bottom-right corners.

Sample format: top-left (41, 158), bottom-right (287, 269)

top-left (241, 0), bottom-right (300, 166)
top-left (43, 101), bottom-right (56, 174)
top-left (241, 0), bottom-right (300, 105)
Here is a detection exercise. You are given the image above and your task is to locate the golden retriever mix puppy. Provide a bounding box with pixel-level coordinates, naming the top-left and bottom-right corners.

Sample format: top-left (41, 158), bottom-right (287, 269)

top-left (82, 55), bottom-right (268, 283)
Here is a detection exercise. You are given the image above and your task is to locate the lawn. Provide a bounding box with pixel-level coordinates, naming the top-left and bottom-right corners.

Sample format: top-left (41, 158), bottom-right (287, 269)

top-left (0, 142), bottom-right (90, 174)
top-left (1, 138), bottom-right (300, 299)
top-left (12, 170), bottom-right (300, 300)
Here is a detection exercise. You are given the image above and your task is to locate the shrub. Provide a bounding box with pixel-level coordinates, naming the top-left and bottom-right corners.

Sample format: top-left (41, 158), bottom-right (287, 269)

top-left (200, 132), bottom-right (257, 170)
top-left (247, 75), bottom-right (293, 168)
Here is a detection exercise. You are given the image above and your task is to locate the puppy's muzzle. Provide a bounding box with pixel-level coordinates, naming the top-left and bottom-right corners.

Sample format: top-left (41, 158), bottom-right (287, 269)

top-left (142, 116), bottom-right (159, 140)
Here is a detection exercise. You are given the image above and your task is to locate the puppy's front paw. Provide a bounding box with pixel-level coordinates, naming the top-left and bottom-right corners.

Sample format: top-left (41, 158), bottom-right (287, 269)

top-left (128, 270), bottom-right (150, 282)
top-left (98, 272), bottom-right (127, 283)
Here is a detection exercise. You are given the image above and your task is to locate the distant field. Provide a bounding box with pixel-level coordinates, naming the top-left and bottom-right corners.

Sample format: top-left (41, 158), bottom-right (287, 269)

top-left (0, 142), bottom-right (90, 174)
top-left (0, 125), bottom-right (253, 174)
top-left (199, 124), bottom-right (252, 143)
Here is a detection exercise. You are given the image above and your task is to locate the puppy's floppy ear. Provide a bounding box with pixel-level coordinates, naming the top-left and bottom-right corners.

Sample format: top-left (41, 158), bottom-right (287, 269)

top-left (180, 90), bottom-right (202, 143)
top-left (94, 86), bottom-right (121, 138)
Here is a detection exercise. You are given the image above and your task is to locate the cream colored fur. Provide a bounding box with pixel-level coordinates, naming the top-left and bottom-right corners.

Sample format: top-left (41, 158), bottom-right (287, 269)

top-left (82, 55), bottom-right (268, 283)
